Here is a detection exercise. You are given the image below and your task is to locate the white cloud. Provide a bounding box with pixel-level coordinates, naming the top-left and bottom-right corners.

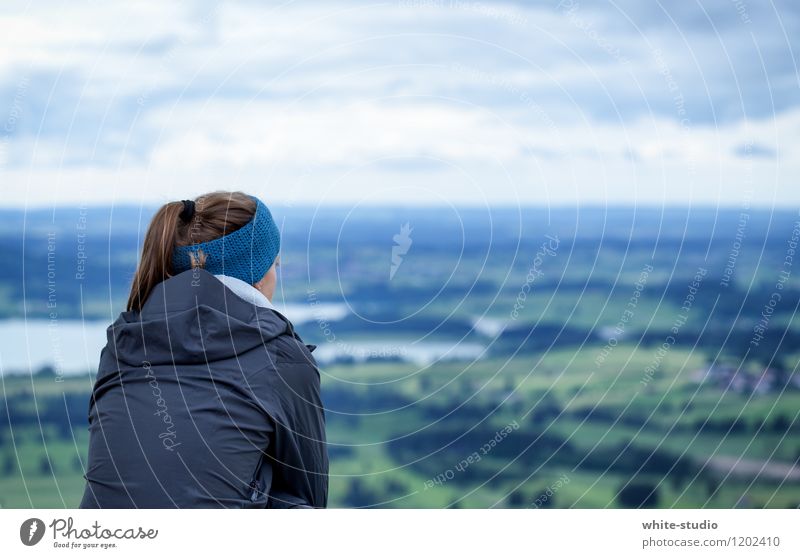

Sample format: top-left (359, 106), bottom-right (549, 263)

top-left (0, 0), bottom-right (797, 206)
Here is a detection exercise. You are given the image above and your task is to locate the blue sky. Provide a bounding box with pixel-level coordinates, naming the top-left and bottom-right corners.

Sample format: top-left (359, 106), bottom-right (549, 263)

top-left (0, 0), bottom-right (798, 207)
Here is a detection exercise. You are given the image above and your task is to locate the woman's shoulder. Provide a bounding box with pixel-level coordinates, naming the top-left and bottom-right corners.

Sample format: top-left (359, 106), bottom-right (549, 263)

top-left (268, 324), bottom-right (318, 366)
top-left (247, 317), bottom-right (322, 412)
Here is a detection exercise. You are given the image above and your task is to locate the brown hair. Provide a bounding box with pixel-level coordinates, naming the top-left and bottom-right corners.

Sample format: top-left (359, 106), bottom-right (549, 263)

top-left (126, 191), bottom-right (257, 312)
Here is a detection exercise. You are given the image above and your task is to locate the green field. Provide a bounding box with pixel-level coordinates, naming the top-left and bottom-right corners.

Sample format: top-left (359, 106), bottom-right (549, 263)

top-left (2, 342), bottom-right (798, 509)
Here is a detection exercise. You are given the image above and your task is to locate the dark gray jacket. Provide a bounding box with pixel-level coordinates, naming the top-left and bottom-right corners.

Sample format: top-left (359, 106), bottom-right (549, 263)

top-left (79, 268), bottom-right (328, 508)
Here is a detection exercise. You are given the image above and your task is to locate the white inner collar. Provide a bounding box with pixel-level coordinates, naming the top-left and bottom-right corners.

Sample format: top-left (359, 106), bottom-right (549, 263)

top-left (214, 274), bottom-right (275, 309)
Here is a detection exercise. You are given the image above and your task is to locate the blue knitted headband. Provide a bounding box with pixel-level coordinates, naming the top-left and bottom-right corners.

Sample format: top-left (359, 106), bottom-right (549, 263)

top-left (172, 195), bottom-right (280, 285)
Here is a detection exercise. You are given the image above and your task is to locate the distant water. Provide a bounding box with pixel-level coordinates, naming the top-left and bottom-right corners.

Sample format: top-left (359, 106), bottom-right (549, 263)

top-left (0, 303), bottom-right (482, 374)
top-left (470, 316), bottom-right (510, 337)
top-left (312, 340), bottom-right (486, 366)
top-left (0, 304), bottom-right (349, 376)
top-left (280, 302), bottom-right (349, 324)
top-left (0, 319), bottom-right (109, 375)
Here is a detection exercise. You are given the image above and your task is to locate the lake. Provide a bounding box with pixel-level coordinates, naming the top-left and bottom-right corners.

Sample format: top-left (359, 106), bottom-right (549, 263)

top-left (0, 307), bottom-right (485, 375)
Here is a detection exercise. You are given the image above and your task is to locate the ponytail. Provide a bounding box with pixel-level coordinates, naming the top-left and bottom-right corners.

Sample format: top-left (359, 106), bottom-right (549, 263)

top-left (126, 201), bottom-right (185, 312)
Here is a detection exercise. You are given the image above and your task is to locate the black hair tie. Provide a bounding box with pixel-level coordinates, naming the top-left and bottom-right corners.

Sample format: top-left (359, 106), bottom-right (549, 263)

top-left (179, 199), bottom-right (196, 223)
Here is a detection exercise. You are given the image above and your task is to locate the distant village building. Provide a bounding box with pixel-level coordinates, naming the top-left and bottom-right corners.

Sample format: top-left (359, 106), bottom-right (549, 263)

top-left (689, 363), bottom-right (797, 396)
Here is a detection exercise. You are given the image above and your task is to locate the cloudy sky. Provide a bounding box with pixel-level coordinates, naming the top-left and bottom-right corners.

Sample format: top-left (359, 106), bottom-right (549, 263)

top-left (0, 0), bottom-right (798, 207)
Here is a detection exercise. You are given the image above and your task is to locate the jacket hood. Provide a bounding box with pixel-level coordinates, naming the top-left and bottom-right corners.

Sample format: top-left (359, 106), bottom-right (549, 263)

top-left (105, 268), bottom-right (290, 368)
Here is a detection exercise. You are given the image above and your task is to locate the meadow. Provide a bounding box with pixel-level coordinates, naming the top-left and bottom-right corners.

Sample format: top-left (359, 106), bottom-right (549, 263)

top-left (0, 205), bottom-right (798, 508)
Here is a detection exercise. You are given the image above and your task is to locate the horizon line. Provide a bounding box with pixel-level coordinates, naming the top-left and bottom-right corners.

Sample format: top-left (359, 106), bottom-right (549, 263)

top-left (0, 202), bottom-right (797, 211)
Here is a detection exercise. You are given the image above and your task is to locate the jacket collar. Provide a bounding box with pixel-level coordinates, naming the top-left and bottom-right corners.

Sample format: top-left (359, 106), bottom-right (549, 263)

top-left (213, 274), bottom-right (275, 309)
top-left (111, 268), bottom-right (289, 367)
